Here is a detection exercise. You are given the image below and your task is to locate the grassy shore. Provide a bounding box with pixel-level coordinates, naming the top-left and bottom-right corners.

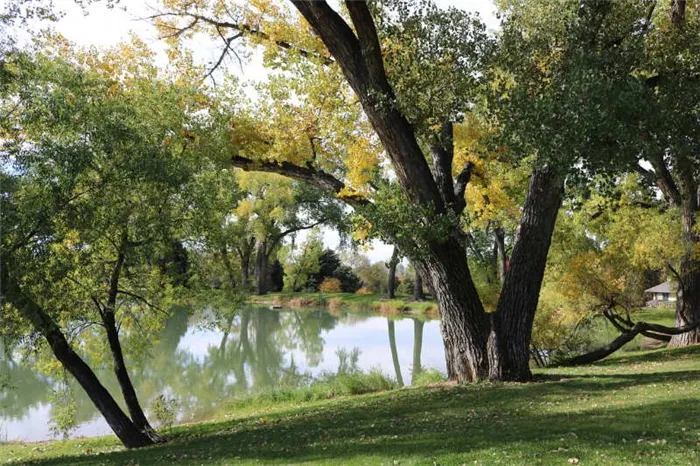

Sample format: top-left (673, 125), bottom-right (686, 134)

top-left (3, 344), bottom-right (700, 465)
top-left (251, 292), bottom-right (439, 317)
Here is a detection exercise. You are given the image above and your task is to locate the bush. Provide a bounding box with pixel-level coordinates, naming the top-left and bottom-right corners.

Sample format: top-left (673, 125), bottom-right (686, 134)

top-left (412, 368), bottom-right (446, 386)
top-left (150, 394), bottom-right (178, 429)
top-left (319, 277), bottom-right (343, 292)
top-left (355, 287), bottom-right (374, 295)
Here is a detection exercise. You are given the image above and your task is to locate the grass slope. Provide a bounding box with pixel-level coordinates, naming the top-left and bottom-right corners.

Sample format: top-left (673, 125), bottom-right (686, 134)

top-left (3, 345), bottom-right (700, 465)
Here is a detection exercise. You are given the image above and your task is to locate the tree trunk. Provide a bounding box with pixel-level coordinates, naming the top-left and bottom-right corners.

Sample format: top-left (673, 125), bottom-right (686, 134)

top-left (254, 239), bottom-right (269, 296)
top-left (412, 269), bottom-right (424, 301)
top-left (387, 246), bottom-right (399, 299)
top-left (102, 235), bottom-right (162, 442)
top-left (488, 168), bottom-right (564, 381)
top-left (241, 253), bottom-right (251, 291)
top-left (669, 187), bottom-right (700, 346)
top-left (387, 319), bottom-right (404, 386)
top-left (1, 275), bottom-right (153, 448)
top-left (494, 227), bottom-right (507, 285)
top-left (411, 319), bottom-right (424, 383)
top-left (421, 237), bottom-right (490, 383)
top-left (102, 312), bottom-right (163, 443)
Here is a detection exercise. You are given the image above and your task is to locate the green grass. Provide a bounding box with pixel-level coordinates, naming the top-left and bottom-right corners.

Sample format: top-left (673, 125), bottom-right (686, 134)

top-left (588, 307), bottom-right (677, 352)
top-left (4, 345), bottom-right (700, 465)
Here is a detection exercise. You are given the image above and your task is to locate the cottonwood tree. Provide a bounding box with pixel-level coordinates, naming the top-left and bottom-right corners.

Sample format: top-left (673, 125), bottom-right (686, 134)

top-left (150, 0), bottom-right (606, 382)
top-left (501, 0), bottom-right (700, 345)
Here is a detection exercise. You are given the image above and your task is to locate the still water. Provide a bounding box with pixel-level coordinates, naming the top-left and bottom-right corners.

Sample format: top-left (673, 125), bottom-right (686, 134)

top-left (0, 307), bottom-right (445, 442)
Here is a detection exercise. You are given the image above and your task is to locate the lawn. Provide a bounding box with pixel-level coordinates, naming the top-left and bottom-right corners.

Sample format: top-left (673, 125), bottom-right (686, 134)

top-left (3, 345), bottom-right (700, 465)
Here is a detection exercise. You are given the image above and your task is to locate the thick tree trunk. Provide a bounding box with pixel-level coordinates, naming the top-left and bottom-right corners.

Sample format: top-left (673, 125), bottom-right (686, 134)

top-left (411, 319), bottom-right (424, 383)
top-left (387, 319), bottom-right (404, 386)
top-left (1, 276), bottom-right (153, 448)
top-left (254, 240), bottom-right (269, 296)
top-left (412, 269), bottom-right (424, 301)
top-left (669, 189), bottom-right (700, 346)
top-left (488, 168), bottom-right (564, 381)
top-left (421, 237), bottom-right (490, 383)
top-left (387, 246), bottom-right (399, 299)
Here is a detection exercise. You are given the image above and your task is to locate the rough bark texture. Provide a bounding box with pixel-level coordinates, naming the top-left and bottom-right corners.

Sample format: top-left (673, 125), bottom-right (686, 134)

top-left (421, 237), bottom-right (490, 382)
top-left (488, 168), bottom-right (564, 381)
top-left (1, 274), bottom-right (152, 448)
top-left (387, 319), bottom-right (404, 386)
top-left (669, 181), bottom-right (700, 346)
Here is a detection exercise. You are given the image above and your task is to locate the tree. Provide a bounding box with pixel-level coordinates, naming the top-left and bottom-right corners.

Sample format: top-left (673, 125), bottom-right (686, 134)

top-left (154, 0), bottom-right (576, 381)
top-left (279, 229), bottom-right (324, 292)
top-left (0, 40), bottom-right (206, 447)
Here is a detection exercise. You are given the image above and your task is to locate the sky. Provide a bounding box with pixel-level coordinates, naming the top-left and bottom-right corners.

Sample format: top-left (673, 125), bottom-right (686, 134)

top-left (8, 0), bottom-right (499, 263)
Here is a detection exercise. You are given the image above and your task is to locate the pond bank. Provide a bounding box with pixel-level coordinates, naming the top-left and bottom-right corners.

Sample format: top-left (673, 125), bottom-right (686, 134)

top-left (251, 292), bottom-right (439, 317)
top-left (3, 345), bottom-right (700, 465)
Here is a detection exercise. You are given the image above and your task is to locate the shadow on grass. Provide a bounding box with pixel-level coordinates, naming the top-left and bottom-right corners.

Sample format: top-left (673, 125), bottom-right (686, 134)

top-left (11, 360), bottom-right (700, 466)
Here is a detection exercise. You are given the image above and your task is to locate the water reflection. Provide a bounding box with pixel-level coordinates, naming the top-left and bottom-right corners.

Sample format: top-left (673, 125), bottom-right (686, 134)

top-left (0, 307), bottom-right (444, 442)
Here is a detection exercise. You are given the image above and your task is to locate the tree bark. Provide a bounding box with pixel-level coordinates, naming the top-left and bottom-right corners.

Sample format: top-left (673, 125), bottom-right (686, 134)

top-left (421, 237), bottom-right (491, 382)
top-left (411, 319), bottom-right (424, 383)
top-left (494, 227), bottom-right (507, 285)
top-left (101, 234), bottom-right (162, 442)
top-left (254, 239), bottom-right (269, 296)
top-left (387, 246), bottom-right (399, 299)
top-left (488, 168), bottom-right (564, 381)
top-left (387, 319), bottom-right (404, 386)
top-left (669, 179), bottom-right (700, 346)
top-left (1, 274), bottom-right (153, 448)
top-left (412, 268), bottom-right (424, 301)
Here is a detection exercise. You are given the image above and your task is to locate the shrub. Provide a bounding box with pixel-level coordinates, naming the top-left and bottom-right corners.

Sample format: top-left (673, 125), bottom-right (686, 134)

top-left (355, 287), bottom-right (374, 295)
top-left (287, 297), bottom-right (318, 309)
top-left (319, 277), bottom-right (342, 292)
top-left (150, 394), bottom-right (178, 429)
top-left (412, 368), bottom-right (446, 386)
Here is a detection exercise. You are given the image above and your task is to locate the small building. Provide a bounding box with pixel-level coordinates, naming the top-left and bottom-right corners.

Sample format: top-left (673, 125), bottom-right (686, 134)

top-left (645, 281), bottom-right (677, 308)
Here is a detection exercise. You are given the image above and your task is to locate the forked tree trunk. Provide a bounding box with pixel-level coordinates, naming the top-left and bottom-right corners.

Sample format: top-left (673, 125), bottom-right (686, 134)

top-left (102, 312), bottom-right (163, 442)
top-left (387, 319), bottom-right (404, 386)
top-left (669, 188), bottom-right (700, 346)
top-left (488, 168), bottom-right (564, 381)
top-left (2, 275), bottom-right (152, 448)
top-left (102, 237), bottom-right (162, 442)
top-left (421, 237), bottom-right (490, 383)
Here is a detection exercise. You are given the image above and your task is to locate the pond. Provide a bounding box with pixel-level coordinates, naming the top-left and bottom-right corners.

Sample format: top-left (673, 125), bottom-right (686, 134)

top-left (0, 306), bottom-right (445, 442)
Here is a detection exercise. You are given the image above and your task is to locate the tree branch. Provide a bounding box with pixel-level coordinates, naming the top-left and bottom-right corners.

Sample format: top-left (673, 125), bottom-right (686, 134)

top-left (147, 11), bottom-right (334, 65)
top-left (231, 154), bottom-right (369, 208)
top-left (453, 162), bottom-right (474, 214)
